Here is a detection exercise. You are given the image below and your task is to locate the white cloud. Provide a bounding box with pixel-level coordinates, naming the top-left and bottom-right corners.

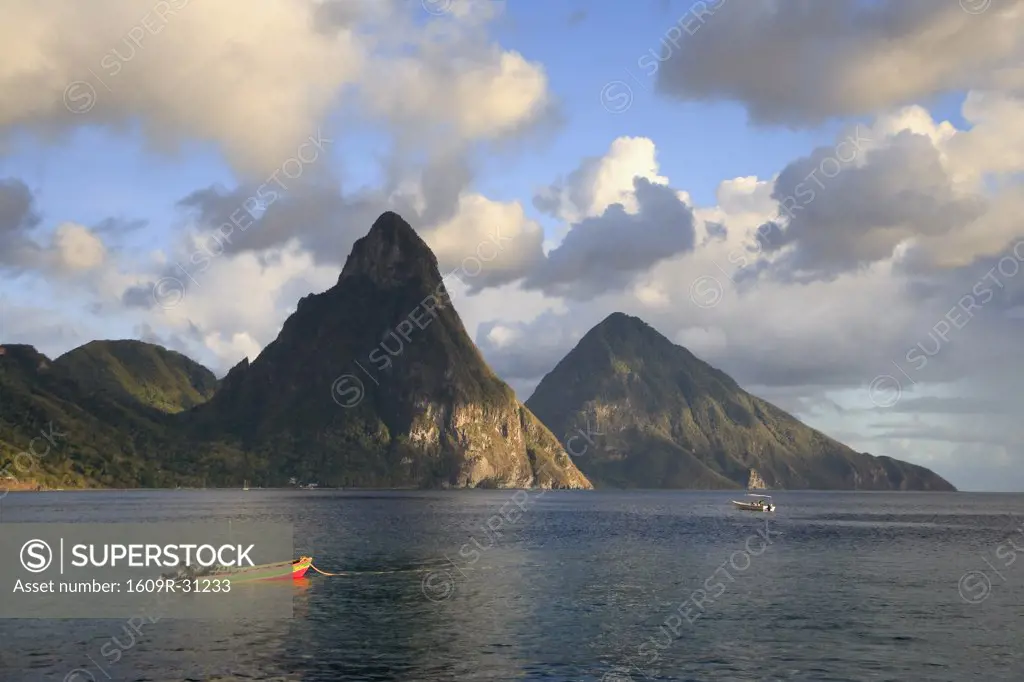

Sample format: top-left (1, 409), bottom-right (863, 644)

top-left (0, 0), bottom-right (546, 178)
top-left (51, 223), bottom-right (106, 271)
top-left (0, 0), bottom-right (366, 178)
top-left (534, 136), bottom-right (670, 225)
top-left (486, 324), bottom-right (521, 348)
top-left (364, 40), bottom-right (551, 146)
top-left (421, 192), bottom-right (544, 288)
top-left (756, 95), bottom-right (1024, 275)
top-left (138, 238), bottom-right (340, 371)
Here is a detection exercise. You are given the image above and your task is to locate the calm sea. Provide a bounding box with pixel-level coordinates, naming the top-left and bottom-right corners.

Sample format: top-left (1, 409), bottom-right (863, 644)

top-left (0, 490), bottom-right (1022, 681)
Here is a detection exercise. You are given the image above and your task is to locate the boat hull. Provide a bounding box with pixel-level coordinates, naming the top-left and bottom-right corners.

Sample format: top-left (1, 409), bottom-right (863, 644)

top-left (204, 557), bottom-right (312, 583)
top-left (732, 501), bottom-right (773, 512)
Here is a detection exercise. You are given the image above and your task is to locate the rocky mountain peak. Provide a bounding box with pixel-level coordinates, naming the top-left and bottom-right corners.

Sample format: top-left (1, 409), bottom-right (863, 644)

top-left (337, 211), bottom-right (440, 290)
top-left (597, 311), bottom-right (649, 331)
top-left (189, 211), bottom-right (591, 490)
top-left (527, 313), bottom-right (955, 491)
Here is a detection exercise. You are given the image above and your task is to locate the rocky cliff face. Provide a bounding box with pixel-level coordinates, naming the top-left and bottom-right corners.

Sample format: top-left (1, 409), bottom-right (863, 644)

top-left (748, 468), bottom-right (767, 490)
top-left (525, 312), bottom-right (956, 491)
top-left (193, 211), bottom-right (591, 489)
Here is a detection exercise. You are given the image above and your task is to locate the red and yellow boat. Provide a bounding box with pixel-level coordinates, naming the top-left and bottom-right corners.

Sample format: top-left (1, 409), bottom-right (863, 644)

top-left (170, 556), bottom-right (314, 583)
top-left (220, 555), bottom-right (313, 582)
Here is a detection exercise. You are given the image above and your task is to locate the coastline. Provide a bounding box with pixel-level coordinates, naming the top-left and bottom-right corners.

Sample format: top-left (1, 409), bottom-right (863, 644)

top-left (0, 485), bottom-right (963, 493)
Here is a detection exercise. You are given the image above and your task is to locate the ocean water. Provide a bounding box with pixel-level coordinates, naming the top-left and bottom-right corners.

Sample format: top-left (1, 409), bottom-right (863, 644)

top-left (0, 489), bottom-right (1022, 681)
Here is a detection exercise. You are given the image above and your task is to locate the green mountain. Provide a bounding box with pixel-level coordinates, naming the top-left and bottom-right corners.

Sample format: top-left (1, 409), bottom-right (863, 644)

top-left (1, 212), bottom-right (591, 490)
top-left (54, 340), bottom-right (218, 413)
top-left (0, 344), bottom-right (232, 490)
top-left (525, 312), bottom-right (956, 491)
top-left (189, 211), bottom-right (591, 489)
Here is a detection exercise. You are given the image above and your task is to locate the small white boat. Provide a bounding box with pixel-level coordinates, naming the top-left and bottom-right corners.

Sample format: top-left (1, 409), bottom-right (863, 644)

top-left (732, 493), bottom-right (774, 512)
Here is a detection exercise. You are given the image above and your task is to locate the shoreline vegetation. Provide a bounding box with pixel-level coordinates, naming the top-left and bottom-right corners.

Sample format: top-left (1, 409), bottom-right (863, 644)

top-left (0, 484), bottom-right (573, 493)
top-left (1, 484), bottom-right (962, 494)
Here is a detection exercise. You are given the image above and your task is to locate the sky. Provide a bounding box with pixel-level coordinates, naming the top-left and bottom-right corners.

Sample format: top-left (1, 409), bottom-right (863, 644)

top-left (1, 0), bottom-right (1023, 491)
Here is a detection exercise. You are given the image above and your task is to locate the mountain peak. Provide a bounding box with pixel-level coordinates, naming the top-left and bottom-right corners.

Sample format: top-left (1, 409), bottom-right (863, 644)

top-left (0, 344), bottom-right (52, 373)
top-left (53, 339), bottom-right (218, 413)
top-left (600, 311), bottom-right (641, 325)
top-left (337, 211), bottom-right (439, 289)
top-left (368, 211), bottom-right (422, 243)
top-left (584, 312), bottom-right (709, 372)
top-left (594, 312), bottom-right (656, 336)
top-left (575, 311), bottom-right (675, 363)
top-left (192, 211), bottom-right (592, 490)
top-left (527, 313), bottom-right (955, 491)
